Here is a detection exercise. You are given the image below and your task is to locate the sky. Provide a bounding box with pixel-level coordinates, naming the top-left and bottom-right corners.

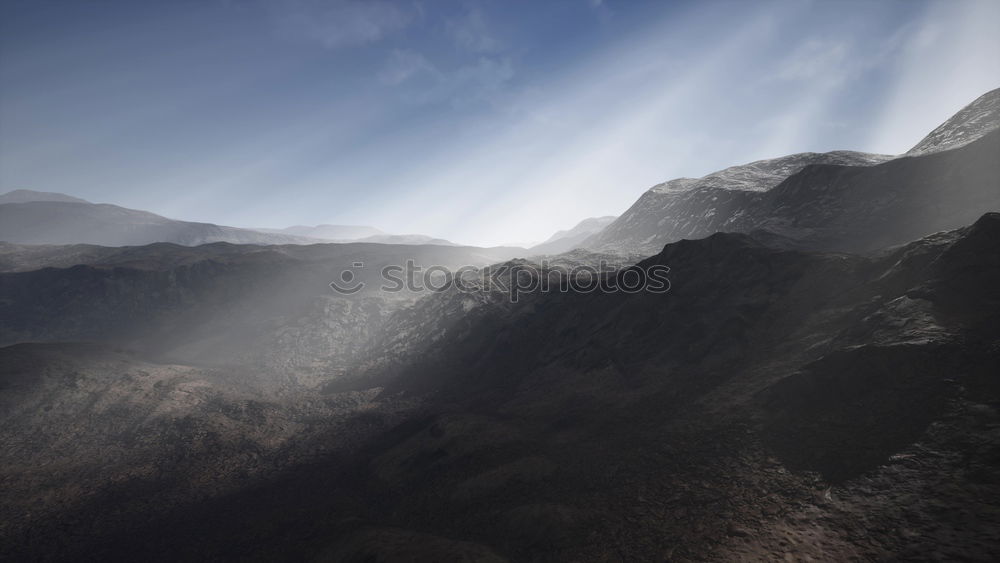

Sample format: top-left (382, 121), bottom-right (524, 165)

top-left (1, 0), bottom-right (998, 247)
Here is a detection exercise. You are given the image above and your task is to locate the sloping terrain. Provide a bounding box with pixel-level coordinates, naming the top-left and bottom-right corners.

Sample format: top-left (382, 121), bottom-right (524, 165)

top-left (4, 214), bottom-right (995, 561)
top-left (0, 241), bottom-right (526, 382)
top-left (0, 342), bottom-right (404, 561)
top-left (907, 87), bottom-right (1000, 156)
top-left (582, 150), bottom-right (892, 255)
top-left (726, 128), bottom-right (1000, 252)
top-left (584, 129), bottom-right (999, 256)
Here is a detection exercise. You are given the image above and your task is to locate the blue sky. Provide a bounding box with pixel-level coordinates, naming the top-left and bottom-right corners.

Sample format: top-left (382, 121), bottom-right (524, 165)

top-left (1, 0), bottom-right (998, 246)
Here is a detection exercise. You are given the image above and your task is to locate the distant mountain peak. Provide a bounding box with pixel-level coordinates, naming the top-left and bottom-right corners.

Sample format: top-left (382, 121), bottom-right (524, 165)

top-left (529, 216), bottom-right (617, 255)
top-left (907, 87), bottom-right (1000, 156)
top-left (541, 216), bottom-right (617, 244)
top-left (0, 189), bottom-right (90, 204)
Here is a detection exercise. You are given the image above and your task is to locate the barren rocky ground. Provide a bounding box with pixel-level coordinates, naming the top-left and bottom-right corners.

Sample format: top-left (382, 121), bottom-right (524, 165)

top-left (3, 214), bottom-right (997, 561)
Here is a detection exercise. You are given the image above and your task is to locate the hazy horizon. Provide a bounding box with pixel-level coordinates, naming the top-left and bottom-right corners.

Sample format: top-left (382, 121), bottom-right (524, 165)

top-left (2, 0), bottom-right (998, 246)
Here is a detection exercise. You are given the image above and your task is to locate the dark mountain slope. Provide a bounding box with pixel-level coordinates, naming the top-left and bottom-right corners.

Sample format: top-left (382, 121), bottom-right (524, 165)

top-left (582, 151), bottom-right (891, 255)
top-left (22, 214), bottom-right (998, 562)
top-left (586, 127), bottom-right (999, 256)
top-left (330, 213), bottom-right (1000, 561)
top-left (729, 127), bottom-right (1000, 252)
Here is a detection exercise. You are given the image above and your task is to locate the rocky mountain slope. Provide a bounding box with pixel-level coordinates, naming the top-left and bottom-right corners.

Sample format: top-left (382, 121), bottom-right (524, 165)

top-left (7, 213), bottom-right (996, 561)
top-left (584, 88), bottom-right (1000, 256)
top-left (0, 241), bottom-right (526, 384)
top-left (907, 87), bottom-right (1000, 156)
top-left (582, 151), bottom-right (892, 255)
top-left (322, 213), bottom-right (1000, 561)
top-left (0, 342), bottom-right (403, 561)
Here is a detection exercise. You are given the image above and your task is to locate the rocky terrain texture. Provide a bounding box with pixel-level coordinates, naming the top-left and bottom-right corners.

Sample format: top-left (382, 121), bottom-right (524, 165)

top-left (907, 87), bottom-right (1000, 156)
top-left (583, 87), bottom-right (1000, 256)
top-left (5, 213), bottom-right (995, 561)
top-left (0, 241), bottom-right (524, 383)
top-left (0, 342), bottom-right (408, 560)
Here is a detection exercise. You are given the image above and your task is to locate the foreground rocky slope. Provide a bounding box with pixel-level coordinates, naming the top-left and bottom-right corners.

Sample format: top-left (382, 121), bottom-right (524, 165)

top-left (5, 214), bottom-right (996, 561)
top-left (0, 342), bottom-right (407, 560)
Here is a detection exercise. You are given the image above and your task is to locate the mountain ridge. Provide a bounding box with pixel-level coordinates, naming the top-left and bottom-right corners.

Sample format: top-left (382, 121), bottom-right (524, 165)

top-left (582, 87), bottom-right (1000, 256)
top-left (529, 216), bottom-right (617, 255)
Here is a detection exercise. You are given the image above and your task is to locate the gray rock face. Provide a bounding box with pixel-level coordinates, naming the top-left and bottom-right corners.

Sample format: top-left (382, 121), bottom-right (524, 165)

top-left (907, 87), bottom-right (1000, 156)
top-left (725, 129), bottom-right (1000, 252)
top-left (582, 151), bottom-right (892, 255)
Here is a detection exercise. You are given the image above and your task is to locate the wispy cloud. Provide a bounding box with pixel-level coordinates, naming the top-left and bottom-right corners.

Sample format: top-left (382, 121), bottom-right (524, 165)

top-left (776, 39), bottom-right (850, 82)
top-left (445, 6), bottom-right (501, 53)
top-left (378, 49), bottom-right (436, 85)
top-left (379, 49), bottom-right (514, 106)
top-left (271, 0), bottom-right (416, 49)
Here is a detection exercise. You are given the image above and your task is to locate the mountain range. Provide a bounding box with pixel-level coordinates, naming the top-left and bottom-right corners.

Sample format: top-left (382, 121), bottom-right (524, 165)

top-left (0, 191), bottom-right (463, 248)
top-left (1, 87), bottom-right (999, 561)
